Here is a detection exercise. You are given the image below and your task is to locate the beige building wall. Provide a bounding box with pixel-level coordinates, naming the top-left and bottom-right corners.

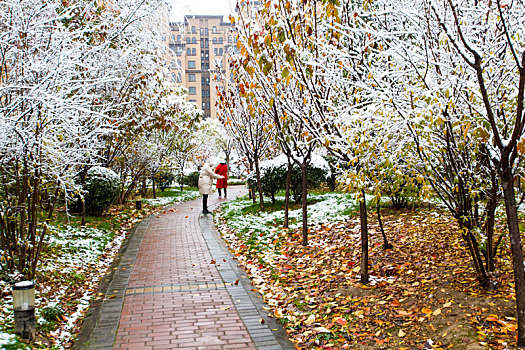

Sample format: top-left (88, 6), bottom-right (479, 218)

top-left (161, 15), bottom-right (234, 119)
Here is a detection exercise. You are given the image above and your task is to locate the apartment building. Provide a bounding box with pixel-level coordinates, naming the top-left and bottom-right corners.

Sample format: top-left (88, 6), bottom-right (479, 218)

top-left (162, 16), bottom-right (235, 119)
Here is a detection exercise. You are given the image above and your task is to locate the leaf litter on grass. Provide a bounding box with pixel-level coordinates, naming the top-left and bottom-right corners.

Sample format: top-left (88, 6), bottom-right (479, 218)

top-left (216, 197), bottom-right (518, 349)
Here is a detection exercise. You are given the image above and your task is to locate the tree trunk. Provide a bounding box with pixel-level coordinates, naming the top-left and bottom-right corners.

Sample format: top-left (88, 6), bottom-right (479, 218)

top-left (377, 203), bottom-right (392, 249)
top-left (141, 175), bottom-right (147, 197)
top-left (152, 176), bottom-right (157, 199)
top-left (360, 190), bottom-right (369, 284)
top-left (254, 156), bottom-right (265, 211)
top-left (301, 163), bottom-right (308, 246)
top-left (485, 178), bottom-right (497, 272)
top-left (80, 170), bottom-right (87, 226)
top-left (284, 158), bottom-right (292, 228)
top-left (501, 169), bottom-right (525, 346)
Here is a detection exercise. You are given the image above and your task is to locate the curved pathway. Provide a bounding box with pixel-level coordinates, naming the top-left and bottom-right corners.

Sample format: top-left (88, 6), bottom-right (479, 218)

top-left (74, 186), bottom-right (293, 350)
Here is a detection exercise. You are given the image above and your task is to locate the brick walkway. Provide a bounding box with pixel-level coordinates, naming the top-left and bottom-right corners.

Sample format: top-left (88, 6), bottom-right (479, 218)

top-left (74, 186), bottom-right (292, 350)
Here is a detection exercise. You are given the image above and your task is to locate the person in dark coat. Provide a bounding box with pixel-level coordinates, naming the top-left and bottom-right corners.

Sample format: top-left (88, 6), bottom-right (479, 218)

top-left (215, 160), bottom-right (228, 198)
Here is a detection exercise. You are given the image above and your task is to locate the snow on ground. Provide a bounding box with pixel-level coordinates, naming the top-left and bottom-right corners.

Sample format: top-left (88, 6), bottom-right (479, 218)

top-left (0, 225), bottom-right (121, 349)
top-left (142, 190), bottom-right (200, 206)
top-left (219, 192), bottom-right (360, 248)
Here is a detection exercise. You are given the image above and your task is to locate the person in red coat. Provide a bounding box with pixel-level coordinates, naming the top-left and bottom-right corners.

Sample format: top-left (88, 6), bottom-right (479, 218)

top-left (215, 160), bottom-right (228, 198)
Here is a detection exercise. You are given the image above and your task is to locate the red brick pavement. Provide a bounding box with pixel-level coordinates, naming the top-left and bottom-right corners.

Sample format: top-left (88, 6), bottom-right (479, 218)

top-left (115, 187), bottom-right (253, 350)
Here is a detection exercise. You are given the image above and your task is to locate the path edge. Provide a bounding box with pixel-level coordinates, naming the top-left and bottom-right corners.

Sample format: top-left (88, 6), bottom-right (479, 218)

top-left (201, 202), bottom-right (295, 350)
top-left (72, 215), bottom-right (153, 350)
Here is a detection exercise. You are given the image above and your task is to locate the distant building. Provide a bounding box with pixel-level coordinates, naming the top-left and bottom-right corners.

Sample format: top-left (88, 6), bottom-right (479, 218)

top-left (162, 16), bottom-right (235, 119)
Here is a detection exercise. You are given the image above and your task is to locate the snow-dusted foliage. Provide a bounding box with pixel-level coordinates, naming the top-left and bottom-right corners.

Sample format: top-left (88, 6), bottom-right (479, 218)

top-left (83, 167), bottom-right (121, 216)
top-left (246, 153), bottom-right (331, 203)
top-left (0, 0), bottom-right (197, 278)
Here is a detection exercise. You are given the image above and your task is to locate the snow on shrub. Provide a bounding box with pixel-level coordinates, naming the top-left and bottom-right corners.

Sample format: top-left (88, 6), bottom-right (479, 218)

top-left (83, 166), bottom-right (121, 216)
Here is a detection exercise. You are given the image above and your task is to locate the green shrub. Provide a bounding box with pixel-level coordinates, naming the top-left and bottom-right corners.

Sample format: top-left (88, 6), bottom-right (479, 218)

top-left (155, 170), bottom-right (175, 192)
top-left (40, 305), bottom-right (64, 322)
top-left (184, 171), bottom-right (200, 188)
top-left (83, 166), bottom-right (121, 216)
top-left (248, 154), bottom-right (331, 204)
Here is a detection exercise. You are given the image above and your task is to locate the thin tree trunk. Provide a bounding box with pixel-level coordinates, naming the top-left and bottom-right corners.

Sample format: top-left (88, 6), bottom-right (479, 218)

top-left (485, 178), bottom-right (497, 272)
top-left (254, 156), bottom-right (265, 211)
top-left (360, 190), bottom-right (369, 284)
top-left (501, 170), bottom-right (525, 346)
top-left (284, 158), bottom-right (292, 228)
top-left (152, 176), bottom-right (157, 199)
top-left (377, 203), bottom-right (392, 249)
top-left (301, 163), bottom-right (308, 246)
top-left (80, 169), bottom-right (87, 226)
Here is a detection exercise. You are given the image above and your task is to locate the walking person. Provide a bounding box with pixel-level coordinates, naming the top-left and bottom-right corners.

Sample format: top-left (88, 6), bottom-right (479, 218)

top-left (198, 158), bottom-right (224, 214)
top-left (215, 159), bottom-right (228, 198)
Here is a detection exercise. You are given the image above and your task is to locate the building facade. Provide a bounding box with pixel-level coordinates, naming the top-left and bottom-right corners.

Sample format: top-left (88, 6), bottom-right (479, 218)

top-left (162, 16), bottom-right (235, 119)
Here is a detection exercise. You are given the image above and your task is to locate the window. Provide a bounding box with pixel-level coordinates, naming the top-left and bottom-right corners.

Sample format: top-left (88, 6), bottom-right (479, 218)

top-left (200, 28), bottom-right (204, 35)
top-left (187, 48), bottom-right (191, 55)
top-left (228, 35), bottom-right (232, 43)
top-left (162, 33), bottom-right (166, 41)
top-left (201, 51), bottom-right (205, 58)
top-left (212, 38), bottom-right (217, 44)
top-left (205, 28), bottom-right (208, 35)
top-left (177, 59), bottom-right (181, 67)
top-left (176, 73), bottom-right (182, 83)
top-left (214, 48), bottom-right (218, 55)
top-left (188, 73), bottom-right (196, 82)
top-left (205, 39), bottom-right (209, 48)
top-left (177, 35), bottom-right (181, 42)
top-left (200, 39), bottom-right (204, 48)
top-left (219, 48), bottom-right (223, 56)
top-left (189, 87), bottom-right (196, 94)
top-left (205, 52), bottom-right (209, 58)
top-left (188, 60), bottom-right (196, 69)
top-left (171, 60), bottom-right (176, 69)
top-left (191, 26), bottom-right (196, 33)
top-left (212, 26), bottom-right (217, 33)
top-left (219, 37), bottom-right (223, 44)
top-left (186, 37), bottom-right (190, 44)
top-left (189, 99), bottom-right (196, 103)
top-left (192, 37), bottom-right (196, 44)
top-left (202, 102), bottom-right (206, 110)
top-left (171, 35), bottom-right (175, 42)
top-left (192, 48), bottom-right (196, 55)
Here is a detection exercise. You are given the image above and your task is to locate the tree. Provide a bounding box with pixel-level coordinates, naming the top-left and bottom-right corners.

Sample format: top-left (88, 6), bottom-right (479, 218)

top-left (329, 0), bottom-right (525, 343)
top-left (0, 0), bottom-right (174, 279)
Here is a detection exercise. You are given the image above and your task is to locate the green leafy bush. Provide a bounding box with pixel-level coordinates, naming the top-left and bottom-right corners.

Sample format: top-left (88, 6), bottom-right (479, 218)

top-left (184, 171), bottom-right (200, 188)
top-left (83, 166), bottom-right (121, 216)
top-left (40, 305), bottom-right (64, 322)
top-left (155, 170), bottom-right (175, 192)
top-left (248, 154), bottom-right (331, 204)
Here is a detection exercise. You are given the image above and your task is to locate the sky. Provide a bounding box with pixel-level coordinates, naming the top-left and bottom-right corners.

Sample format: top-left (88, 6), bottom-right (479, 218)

top-left (169, 0), bottom-right (236, 22)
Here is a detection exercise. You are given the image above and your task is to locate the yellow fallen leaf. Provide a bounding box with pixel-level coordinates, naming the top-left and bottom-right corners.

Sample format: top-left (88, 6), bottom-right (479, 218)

top-left (398, 329), bottom-right (406, 337)
top-left (433, 308), bottom-right (442, 316)
top-left (421, 307), bottom-right (433, 315)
